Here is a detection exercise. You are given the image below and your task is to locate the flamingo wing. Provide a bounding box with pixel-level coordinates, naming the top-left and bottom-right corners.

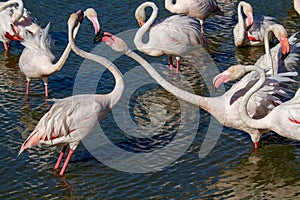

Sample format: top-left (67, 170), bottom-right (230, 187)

top-left (151, 15), bottom-right (204, 55)
top-left (19, 95), bottom-right (111, 154)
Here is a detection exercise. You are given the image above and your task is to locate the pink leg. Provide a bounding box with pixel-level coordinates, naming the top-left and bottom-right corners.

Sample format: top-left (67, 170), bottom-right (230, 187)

top-left (26, 80), bottom-right (30, 95)
top-left (254, 141), bottom-right (259, 149)
top-left (59, 148), bottom-right (74, 176)
top-left (176, 57), bottom-right (180, 73)
top-left (54, 145), bottom-right (68, 169)
top-left (44, 82), bottom-right (48, 98)
top-left (3, 42), bottom-right (10, 52)
top-left (169, 55), bottom-right (174, 71)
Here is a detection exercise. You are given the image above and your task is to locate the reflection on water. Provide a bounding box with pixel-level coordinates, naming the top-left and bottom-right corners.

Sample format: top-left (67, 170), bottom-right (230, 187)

top-left (0, 0), bottom-right (300, 199)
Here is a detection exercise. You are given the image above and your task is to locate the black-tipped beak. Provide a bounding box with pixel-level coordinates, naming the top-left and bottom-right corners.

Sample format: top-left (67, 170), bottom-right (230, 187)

top-left (93, 32), bottom-right (104, 43)
top-left (281, 51), bottom-right (290, 61)
top-left (245, 24), bottom-right (253, 31)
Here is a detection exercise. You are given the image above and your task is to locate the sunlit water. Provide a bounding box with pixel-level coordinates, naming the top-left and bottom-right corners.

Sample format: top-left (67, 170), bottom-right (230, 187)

top-left (0, 0), bottom-right (300, 199)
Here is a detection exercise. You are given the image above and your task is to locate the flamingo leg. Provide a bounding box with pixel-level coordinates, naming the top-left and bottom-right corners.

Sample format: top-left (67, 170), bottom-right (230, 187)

top-left (169, 55), bottom-right (174, 71)
top-left (3, 42), bottom-right (10, 51)
top-left (59, 148), bottom-right (74, 176)
top-left (26, 79), bottom-right (30, 95)
top-left (199, 20), bottom-right (205, 36)
top-left (175, 56), bottom-right (180, 73)
top-left (54, 145), bottom-right (68, 170)
top-left (44, 82), bottom-right (48, 98)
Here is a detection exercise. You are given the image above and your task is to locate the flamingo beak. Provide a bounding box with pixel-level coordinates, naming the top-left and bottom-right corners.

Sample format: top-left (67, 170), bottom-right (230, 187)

top-left (138, 20), bottom-right (145, 27)
top-left (93, 32), bottom-right (112, 43)
top-left (280, 37), bottom-right (290, 60)
top-left (246, 12), bottom-right (253, 31)
top-left (213, 71), bottom-right (232, 88)
top-left (76, 10), bottom-right (84, 23)
top-left (90, 16), bottom-right (101, 34)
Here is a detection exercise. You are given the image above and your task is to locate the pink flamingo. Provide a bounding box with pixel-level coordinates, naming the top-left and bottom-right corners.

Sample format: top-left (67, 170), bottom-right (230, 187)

top-left (18, 10), bottom-right (109, 176)
top-left (164, 0), bottom-right (223, 35)
top-left (0, 0), bottom-right (41, 51)
top-left (94, 30), bottom-right (292, 149)
top-left (227, 64), bottom-right (300, 142)
top-left (18, 8), bottom-right (100, 98)
top-left (233, 1), bottom-right (277, 47)
top-left (134, 1), bottom-right (206, 73)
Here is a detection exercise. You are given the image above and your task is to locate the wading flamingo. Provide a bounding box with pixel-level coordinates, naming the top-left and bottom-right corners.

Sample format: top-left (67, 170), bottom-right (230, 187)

top-left (18, 8), bottom-right (100, 98)
top-left (134, 1), bottom-right (206, 73)
top-left (0, 0), bottom-right (41, 51)
top-left (254, 24), bottom-right (300, 75)
top-left (164, 0), bottom-right (223, 35)
top-left (94, 31), bottom-right (293, 148)
top-left (19, 10), bottom-right (120, 176)
top-left (233, 1), bottom-right (277, 47)
top-left (227, 64), bottom-right (300, 142)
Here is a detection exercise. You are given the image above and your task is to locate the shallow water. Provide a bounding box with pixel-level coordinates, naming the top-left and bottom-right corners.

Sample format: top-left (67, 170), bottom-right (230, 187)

top-left (1, 0), bottom-right (300, 199)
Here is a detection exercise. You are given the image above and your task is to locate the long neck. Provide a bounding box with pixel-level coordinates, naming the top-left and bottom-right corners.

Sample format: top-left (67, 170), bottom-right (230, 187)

top-left (124, 49), bottom-right (211, 111)
top-left (264, 27), bottom-right (273, 74)
top-left (239, 65), bottom-right (269, 129)
top-left (69, 24), bottom-right (124, 108)
top-left (0, 0), bottom-right (24, 20)
top-left (52, 39), bottom-right (73, 72)
top-left (134, 2), bottom-right (158, 50)
top-left (237, 2), bottom-right (245, 27)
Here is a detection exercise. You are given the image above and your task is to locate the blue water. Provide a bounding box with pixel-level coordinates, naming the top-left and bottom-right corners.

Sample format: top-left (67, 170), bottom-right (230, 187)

top-left (0, 0), bottom-right (300, 199)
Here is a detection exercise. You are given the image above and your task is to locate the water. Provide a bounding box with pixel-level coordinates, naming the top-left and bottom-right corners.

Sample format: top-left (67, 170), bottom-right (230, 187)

top-left (1, 0), bottom-right (300, 199)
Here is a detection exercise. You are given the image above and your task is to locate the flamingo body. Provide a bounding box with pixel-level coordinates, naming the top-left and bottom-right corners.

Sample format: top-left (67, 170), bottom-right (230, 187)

top-left (134, 2), bottom-right (206, 73)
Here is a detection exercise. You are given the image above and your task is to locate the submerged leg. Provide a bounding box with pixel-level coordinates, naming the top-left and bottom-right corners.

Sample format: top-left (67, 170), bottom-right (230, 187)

top-left (59, 148), bottom-right (74, 176)
top-left (169, 55), bottom-right (174, 71)
top-left (175, 57), bottom-right (180, 73)
top-left (44, 83), bottom-right (48, 98)
top-left (26, 79), bottom-right (30, 95)
top-left (3, 42), bottom-right (10, 52)
top-left (54, 145), bottom-right (68, 170)
top-left (43, 78), bottom-right (49, 98)
top-left (254, 141), bottom-right (259, 149)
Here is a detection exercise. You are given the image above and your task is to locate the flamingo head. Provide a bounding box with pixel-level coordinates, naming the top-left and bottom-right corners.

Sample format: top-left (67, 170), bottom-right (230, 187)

top-left (242, 2), bottom-right (253, 30)
top-left (135, 12), bottom-right (146, 27)
top-left (135, 2), bottom-right (150, 27)
top-left (268, 24), bottom-right (290, 60)
top-left (84, 8), bottom-right (101, 34)
top-left (245, 12), bottom-right (253, 30)
top-left (213, 65), bottom-right (246, 88)
top-left (94, 32), bottom-right (129, 53)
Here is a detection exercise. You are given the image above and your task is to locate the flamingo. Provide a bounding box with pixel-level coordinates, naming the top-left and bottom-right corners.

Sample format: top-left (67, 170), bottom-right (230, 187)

top-left (226, 64), bottom-right (300, 142)
top-left (134, 1), bottom-right (206, 73)
top-left (254, 24), bottom-right (300, 75)
top-left (233, 1), bottom-right (277, 47)
top-left (164, 0), bottom-right (223, 35)
top-left (0, 0), bottom-right (42, 51)
top-left (94, 31), bottom-right (293, 149)
top-left (18, 10), bottom-right (122, 176)
top-left (18, 8), bottom-right (100, 98)
top-left (295, 0), bottom-right (300, 15)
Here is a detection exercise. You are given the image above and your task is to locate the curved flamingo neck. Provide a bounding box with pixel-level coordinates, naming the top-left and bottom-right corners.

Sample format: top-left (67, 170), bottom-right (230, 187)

top-left (124, 48), bottom-right (211, 111)
top-left (68, 21), bottom-right (124, 108)
top-left (264, 27), bottom-right (273, 74)
top-left (237, 2), bottom-right (245, 27)
top-left (0, 0), bottom-right (24, 21)
top-left (239, 65), bottom-right (269, 129)
top-left (134, 2), bottom-right (158, 50)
